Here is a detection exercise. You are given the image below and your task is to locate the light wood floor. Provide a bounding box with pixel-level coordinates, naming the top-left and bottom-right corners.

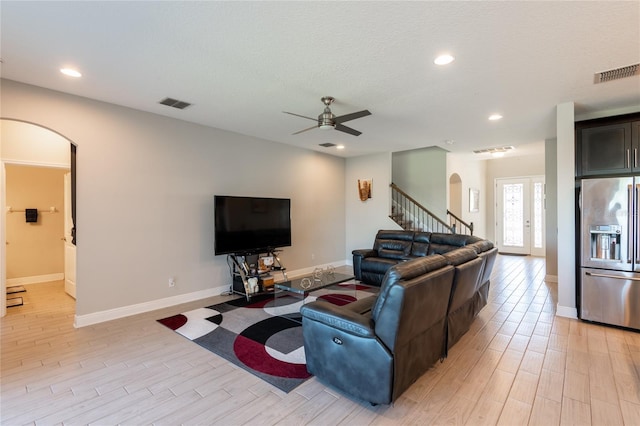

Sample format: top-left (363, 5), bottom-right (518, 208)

top-left (2, 255), bottom-right (640, 425)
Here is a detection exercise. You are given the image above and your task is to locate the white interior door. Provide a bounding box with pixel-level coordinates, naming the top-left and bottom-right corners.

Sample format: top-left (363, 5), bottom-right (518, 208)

top-left (64, 173), bottom-right (76, 298)
top-left (496, 176), bottom-right (545, 256)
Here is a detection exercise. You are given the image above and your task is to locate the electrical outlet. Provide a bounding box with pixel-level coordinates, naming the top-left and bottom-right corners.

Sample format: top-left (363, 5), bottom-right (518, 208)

top-left (311, 253), bottom-right (315, 260)
top-left (168, 278), bottom-right (175, 287)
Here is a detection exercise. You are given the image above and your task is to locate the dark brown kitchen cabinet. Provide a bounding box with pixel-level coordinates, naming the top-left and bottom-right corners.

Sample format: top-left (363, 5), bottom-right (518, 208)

top-left (576, 113), bottom-right (640, 177)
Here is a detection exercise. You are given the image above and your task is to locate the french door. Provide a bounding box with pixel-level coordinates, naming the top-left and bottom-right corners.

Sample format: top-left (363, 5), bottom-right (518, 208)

top-left (496, 176), bottom-right (545, 256)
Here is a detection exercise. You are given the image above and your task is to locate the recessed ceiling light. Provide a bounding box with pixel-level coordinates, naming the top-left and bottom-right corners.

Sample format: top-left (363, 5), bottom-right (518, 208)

top-left (488, 114), bottom-right (503, 121)
top-left (491, 151), bottom-right (505, 158)
top-left (60, 68), bottom-right (82, 78)
top-left (434, 54), bottom-right (455, 65)
top-left (445, 139), bottom-right (454, 145)
top-left (336, 145), bottom-right (345, 150)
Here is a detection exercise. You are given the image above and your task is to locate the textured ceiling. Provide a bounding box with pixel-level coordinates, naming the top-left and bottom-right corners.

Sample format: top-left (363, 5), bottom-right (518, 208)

top-left (1, 1), bottom-right (639, 158)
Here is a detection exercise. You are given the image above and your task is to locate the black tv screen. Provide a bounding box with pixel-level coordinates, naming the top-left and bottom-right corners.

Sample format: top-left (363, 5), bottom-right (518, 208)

top-left (214, 195), bottom-right (292, 255)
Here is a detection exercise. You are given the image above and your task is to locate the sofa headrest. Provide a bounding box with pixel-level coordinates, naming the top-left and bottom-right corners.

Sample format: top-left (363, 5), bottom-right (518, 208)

top-left (441, 247), bottom-right (478, 266)
top-left (429, 233), bottom-right (482, 247)
top-left (467, 240), bottom-right (495, 254)
top-left (410, 232), bottom-right (432, 257)
top-left (413, 232), bottom-right (432, 244)
top-left (372, 255), bottom-right (449, 321)
top-left (386, 255), bottom-right (449, 282)
top-left (375, 230), bottom-right (414, 241)
top-left (374, 240), bottom-right (413, 259)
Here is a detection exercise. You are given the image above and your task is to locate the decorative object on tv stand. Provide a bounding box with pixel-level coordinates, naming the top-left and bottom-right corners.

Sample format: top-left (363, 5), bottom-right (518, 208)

top-left (247, 277), bottom-right (259, 294)
top-left (358, 179), bottom-right (372, 201)
top-left (313, 267), bottom-right (323, 281)
top-left (300, 277), bottom-right (312, 289)
top-left (259, 256), bottom-right (274, 272)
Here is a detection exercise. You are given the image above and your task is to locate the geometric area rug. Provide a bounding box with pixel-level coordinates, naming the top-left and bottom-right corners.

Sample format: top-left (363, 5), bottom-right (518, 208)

top-left (157, 281), bottom-right (377, 393)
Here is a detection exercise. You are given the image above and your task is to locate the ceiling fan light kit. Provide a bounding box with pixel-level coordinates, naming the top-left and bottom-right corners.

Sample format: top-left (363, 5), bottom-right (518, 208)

top-left (284, 96), bottom-right (371, 136)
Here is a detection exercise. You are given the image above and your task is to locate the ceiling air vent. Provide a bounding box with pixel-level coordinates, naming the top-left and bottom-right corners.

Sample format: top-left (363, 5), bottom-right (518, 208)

top-left (473, 146), bottom-right (514, 155)
top-left (319, 143), bottom-right (336, 148)
top-left (594, 63), bottom-right (639, 84)
top-left (159, 97), bottom-right (192, 109)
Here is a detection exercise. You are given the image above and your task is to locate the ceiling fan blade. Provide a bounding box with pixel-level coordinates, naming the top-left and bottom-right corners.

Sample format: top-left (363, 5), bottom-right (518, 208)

top-left (335, 123), bottom-right (362, 136)
top-left (283, 111), bottom-right (318, 122)
top-left (292, 125), bottom-right (318, 135)
top-left (333, 109), bottom-right (371, 124)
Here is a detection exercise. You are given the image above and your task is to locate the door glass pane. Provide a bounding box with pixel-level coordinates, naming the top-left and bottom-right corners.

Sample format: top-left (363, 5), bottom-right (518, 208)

top-left (503, 183), bottom-right (524, 247)
top-left (533, 182), bottom-right (543, 248)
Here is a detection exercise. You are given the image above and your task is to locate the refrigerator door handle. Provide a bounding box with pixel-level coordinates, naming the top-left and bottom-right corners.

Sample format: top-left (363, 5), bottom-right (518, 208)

top-left (629, 184), bottom-right (634, 263)
top-left (636, 184), bottom-right (640, 265)
top-left (585, 271), bottom-right (640, 281)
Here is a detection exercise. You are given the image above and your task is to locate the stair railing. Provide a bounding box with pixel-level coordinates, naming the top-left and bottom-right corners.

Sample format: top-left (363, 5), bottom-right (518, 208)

top-left (446, 210), bottom-right (474, 235)
top-left (390, 183), bottom-right (455, 233)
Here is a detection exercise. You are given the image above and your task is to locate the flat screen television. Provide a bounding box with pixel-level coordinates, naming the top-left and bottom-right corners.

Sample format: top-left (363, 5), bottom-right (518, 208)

top-left (214, 195), bottom-right (292, 255)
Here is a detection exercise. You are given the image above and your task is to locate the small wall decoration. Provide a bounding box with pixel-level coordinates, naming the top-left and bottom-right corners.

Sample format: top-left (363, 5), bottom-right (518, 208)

top-left (469, 188), bottom-right (480, 212)
top-left (358, 179), bottom-right (372, 201)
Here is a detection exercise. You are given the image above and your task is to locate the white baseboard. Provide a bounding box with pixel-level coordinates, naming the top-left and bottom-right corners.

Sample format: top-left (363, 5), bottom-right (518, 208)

top-left (74, 259), bottom-right (353, 328)
top-left (545, 274), bottom-right (558, 283)
top-left (556, 304), bottom-right (578, 319)
top-left (7, 273), bottom-right (64, 286)
top-left (74, 285), bottom-right (227, 328)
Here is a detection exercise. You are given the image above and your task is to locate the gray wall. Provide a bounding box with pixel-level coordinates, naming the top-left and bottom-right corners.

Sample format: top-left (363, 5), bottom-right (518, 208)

top-left (1, 79), bottom-right (347, 319)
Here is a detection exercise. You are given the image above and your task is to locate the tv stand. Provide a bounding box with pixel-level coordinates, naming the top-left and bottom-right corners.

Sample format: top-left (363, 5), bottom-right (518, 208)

top-left (227, 250), bottom-right (287, 300)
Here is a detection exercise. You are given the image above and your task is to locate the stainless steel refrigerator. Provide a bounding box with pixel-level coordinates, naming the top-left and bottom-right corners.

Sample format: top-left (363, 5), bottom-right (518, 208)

top-left (580, 177), bottom-right (640, 330)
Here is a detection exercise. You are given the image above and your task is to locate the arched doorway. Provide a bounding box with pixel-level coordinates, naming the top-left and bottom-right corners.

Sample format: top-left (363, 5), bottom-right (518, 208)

top-left (0, 119), bottom-right (76, 317)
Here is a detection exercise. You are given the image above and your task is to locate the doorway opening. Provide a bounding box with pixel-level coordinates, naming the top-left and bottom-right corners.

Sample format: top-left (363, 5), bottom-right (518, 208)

top-left (1, 119), bottom-right (76, 317)
top-left (495, 176), bottom-right (545, 256)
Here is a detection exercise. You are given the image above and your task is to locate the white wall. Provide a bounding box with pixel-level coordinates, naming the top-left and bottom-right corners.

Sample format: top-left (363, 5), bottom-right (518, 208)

top-left (545, 138), bottom-right (558, 279)
top-left (1, 79), bottom-right (346, 324)
top-left (345, 152), bottom-right (396, 257)
top-left (446, 153), bottom-right (488, 238)
top-left (1, 120), bottom-right (71, 167)
top-left (392, 147), bottom-right (448, 219)
top-left (556, 102), bottom-right (576, 318)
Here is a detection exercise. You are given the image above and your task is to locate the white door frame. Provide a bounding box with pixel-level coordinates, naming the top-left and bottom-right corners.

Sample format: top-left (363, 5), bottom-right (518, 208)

top-left (495, 175), bottom-right (546, 256)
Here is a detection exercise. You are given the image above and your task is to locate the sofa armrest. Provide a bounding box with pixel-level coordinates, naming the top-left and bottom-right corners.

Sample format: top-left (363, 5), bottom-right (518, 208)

top-left (352, 249), bottom-right (377, 281)
top-left (300, 301), bottom-right (375, 338)
top-left (352, 249), bottom-right (376, 259)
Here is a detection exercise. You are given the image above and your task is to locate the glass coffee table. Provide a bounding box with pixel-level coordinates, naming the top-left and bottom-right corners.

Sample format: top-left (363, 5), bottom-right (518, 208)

top-left (271, 271), bottom-right (355, 323)
top-left (275, 271), bottom-right (355, 297)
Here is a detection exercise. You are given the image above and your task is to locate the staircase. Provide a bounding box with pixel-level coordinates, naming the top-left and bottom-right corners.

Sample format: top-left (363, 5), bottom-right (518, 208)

top-left (390, 183), bottom-right (474, 235)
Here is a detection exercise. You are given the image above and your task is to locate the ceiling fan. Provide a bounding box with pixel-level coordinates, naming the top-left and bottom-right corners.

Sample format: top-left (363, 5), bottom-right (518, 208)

top-left (283, 96), bottom-right (371, 136)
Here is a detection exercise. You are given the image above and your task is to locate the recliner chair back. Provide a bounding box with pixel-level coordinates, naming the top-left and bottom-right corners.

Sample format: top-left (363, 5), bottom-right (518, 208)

top-left (371, 255), bottom-right (455, 400)
top-left (372, 230), bottom-right (415, 259)
top-left (441, 247), bottom-right (485, 349)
